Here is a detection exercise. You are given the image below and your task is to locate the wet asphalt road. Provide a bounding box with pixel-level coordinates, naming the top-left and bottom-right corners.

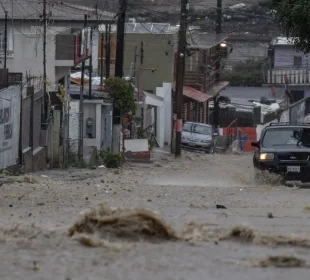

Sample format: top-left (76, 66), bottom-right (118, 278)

top-left (1, 152), bottom-right (310, 279)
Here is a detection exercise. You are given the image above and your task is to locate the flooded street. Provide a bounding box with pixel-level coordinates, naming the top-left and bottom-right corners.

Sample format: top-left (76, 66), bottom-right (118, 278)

top-left (1, 152), bottom-right (310, 279)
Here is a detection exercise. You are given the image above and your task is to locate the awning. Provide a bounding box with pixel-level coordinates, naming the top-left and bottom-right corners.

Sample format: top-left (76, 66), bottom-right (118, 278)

top-left (183, 86), bottom-right (212, 102)
top-left (207, 81), bottom-right (229, 96)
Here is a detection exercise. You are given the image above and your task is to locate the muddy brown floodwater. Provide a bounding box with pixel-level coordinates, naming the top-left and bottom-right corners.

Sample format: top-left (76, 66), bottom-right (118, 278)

top-left (1, 152), bottom-right (310, 280)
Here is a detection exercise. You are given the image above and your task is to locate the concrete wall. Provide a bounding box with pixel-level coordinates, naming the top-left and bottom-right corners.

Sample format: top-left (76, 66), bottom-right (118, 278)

top-left (274, 46), bottom-right (309, 68)
top-left (163, 83), bottom-right (172, 146)
top-left (69, 100), bottom-right (79, 153)
top-left (123, 33), bottom-right (176, 93)
top-left (156, 87), bottom-right (165, 148)
top-left (155, 82), bottom-right (172, 148)
top-left (68, 100), bottom-right (112, 156)
top-left (0, 85), bottom-right (21, 169)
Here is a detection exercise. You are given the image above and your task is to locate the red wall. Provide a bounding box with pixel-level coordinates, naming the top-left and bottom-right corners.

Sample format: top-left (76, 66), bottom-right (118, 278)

top-left (223, 127), bottom-right (256, 152)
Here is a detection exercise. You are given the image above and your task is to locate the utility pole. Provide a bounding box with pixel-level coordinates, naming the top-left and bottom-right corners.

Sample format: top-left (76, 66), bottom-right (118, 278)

top-left (112, 0), bottom-right (127, 152)
top-left (106, 23), bottom-right (111, 78)
top-left (214, 0), bottom-right (222, 131)
top-left (305, 56), bottom-right (309, 98)
top-left (43, 0), bottom-right (47, 119)
top-left (215, 0), bottom-right (222, 81)
top-left (137, 41), bottom-right (143, 101)
top-left (138, 41), bottom-right (144, 127)
top-left (4, 11), bottom-right (8, 68)
top-left (175, 0), bottom-right (189, 157)
top-left (216, 0), bottom-right (222, 35)
top-left (115, 0), bottom-right (127, 77)
top-left (100, 31), bottom-right (104, 85)
top-left (78, 15), bottom-right (87, 166)
top-left (88, 26), bottom-right (93, 99)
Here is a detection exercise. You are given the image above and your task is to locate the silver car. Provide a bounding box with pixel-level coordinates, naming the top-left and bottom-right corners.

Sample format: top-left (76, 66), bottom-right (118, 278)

top-left (181, 122), bottom-right (217, 154)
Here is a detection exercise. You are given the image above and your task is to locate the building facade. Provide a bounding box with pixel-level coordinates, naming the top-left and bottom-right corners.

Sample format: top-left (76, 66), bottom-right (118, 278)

top-left (181, 33), bottom-right (229, 125)
top-left (267, 37), bottom-right (310, 103)
top-left (0, 1), bottom-right (113, 88)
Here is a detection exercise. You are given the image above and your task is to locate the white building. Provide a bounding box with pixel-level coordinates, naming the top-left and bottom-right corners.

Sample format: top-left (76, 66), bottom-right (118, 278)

top-left (0, 1), bottom-right (114, 88)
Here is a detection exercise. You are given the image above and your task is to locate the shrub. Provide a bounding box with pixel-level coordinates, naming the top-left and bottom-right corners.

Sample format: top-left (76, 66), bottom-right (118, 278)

top-left (100, 151), bottom-right (124, 169)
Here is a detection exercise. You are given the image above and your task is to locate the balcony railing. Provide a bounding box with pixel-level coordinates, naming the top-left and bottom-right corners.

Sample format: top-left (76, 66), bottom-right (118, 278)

top-left (266, 68), bottom-right (310, 85)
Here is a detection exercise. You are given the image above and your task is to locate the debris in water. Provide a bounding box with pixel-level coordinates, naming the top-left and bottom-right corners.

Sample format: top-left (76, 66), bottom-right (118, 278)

top-left (303, 206), bottom-right (310, 213)
top-left (32, 261), bottom-right (39, 271)
top-left (268, 212), bottom-right (274, 219)
top-left (68, 204), bottom-right (178, 242)
top-left (181, 221), bottom-right (218, 242)
top-left (216, 203), bottom-right (227, 209)
top-left (223, 226), bottom-right (255, 242)
top-left (189, 203), bottom-right (209, 209)
top-left (73, 234), bottom-right (103, 247)
top-left (41, 175), bottom-right (48, 178)
top-left (256, 255), bottom-right (306, 268)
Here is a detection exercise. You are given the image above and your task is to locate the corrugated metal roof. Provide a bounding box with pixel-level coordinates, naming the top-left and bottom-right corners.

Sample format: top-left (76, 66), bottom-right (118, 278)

top-left (99, 23), bottom-right (179, 34)
top-left (272, 37), bottom-right (294, 46)
top-left (183, 86), bottom-right (212, 102)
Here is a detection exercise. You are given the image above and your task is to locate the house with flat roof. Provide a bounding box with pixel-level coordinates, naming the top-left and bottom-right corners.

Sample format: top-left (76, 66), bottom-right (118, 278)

top-left (266, 36), bottom-right (310, 103)
top-left (0, 0), bottom-right (114, 88)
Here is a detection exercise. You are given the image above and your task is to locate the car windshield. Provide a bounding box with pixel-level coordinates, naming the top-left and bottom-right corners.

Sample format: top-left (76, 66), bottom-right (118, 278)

top-left (262, 127), bottom-right (310, 148)
top-left (182, 123), bottom-right (212, 135)
top-left (182, 123), bottom-right (192, 132)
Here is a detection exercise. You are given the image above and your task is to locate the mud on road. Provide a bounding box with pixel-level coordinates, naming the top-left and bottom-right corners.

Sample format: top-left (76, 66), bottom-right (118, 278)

top-left (1, 152), bottom-right (310, 280)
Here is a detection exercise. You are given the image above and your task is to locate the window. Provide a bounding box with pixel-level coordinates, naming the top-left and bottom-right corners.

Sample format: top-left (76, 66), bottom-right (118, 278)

top-left (0, 28), bottom-right (13, 53)
top-left (0, 33), bottom-right (4, 51)
top-left (192, 124), bottom-right (212, 135)
top-left (182, 123), bottom-right (212, 135)
top-left (294, 56), bottom-right (302, 67)
top-left (262, 128), bottom-right (310, 148)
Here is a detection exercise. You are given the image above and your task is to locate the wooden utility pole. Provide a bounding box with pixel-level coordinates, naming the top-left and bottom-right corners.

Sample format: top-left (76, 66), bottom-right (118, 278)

top-left (137, 41), bottom-right (144, 102)
top-left (100, 31), bottom-right (104, 85)
top-left (216, 0), bottom-right (222, 34)
top-left (4, 11), bottom-right (8, 68)
top-left (175, 0), bottom-right (189, 157)
top-left (138, 41), bottom-right (144, 128)
top-left (115, 0), bottom-right (127, 78)
top-left (88, 26), bottom-right (93, 99)
top-left (214, 0), bottom-right (222, 130)
top-left (112, 0), bottom-right (127, 153)
top-left (43, 0), bottom-right (47, 119)
top-left (78, 15), bottom-right (88, 166)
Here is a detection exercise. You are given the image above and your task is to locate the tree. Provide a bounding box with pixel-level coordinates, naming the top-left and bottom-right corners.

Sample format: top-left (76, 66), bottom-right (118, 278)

top-left (104, 77), bottom-right (136, 156)
top-left (105, 77), bottom-right (136, 116)
top-left (271, 0), bottom-right (310, 53)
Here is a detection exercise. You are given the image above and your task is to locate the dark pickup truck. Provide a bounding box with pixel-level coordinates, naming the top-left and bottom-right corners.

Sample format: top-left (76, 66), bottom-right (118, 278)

top-left (251, 123), bottom-right (310, 182)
